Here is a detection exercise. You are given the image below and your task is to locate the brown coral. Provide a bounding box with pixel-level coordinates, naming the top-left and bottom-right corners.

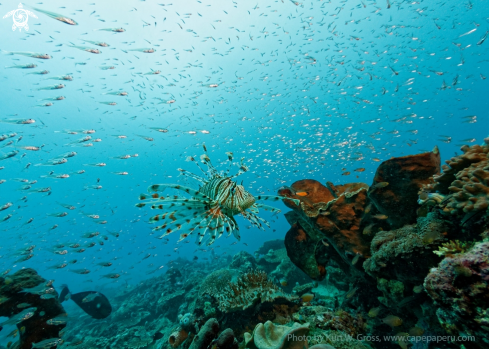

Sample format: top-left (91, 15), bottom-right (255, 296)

top-left (368, 148), bottom-right (441, 228)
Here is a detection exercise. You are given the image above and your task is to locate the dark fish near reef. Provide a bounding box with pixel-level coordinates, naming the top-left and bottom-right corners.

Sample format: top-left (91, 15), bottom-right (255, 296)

top-left (372, 182), bottom-right (389, 189)
top-left (59, 285), bottom-right (111, 319)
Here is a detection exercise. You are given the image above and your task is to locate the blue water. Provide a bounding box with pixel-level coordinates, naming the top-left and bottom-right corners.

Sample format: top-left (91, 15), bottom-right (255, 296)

top-left (0, 0), bottom-right (488, 340)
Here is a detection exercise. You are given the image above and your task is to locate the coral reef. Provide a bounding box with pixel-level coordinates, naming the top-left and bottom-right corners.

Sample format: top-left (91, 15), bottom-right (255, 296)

top-left (57, 142), bottom-right (489, 349)
top-left (255, 240), bottom-right (286, 256)
top-left (0, 268), bottom-right (66, 349)
top-left (433, 240), bottom-right (476, 257)
top-left (214, 328), bottom-right (239, 349)
top-left (229, 251), bottom-right (257, 271)
top-left (363, 212), bottom-right (450, 285)
top-left (424, 241), bottom-right (489, 348)
top-left (281, 180), bottom-right (372, 257)
top-left (169, 327), bottom-right (189, 348)
top-left (199, 269), bottom-right (235, 297)
top-left (280, 179), bottom-right (374, 281)
top-left (189, 318), bottom-right (220, 349)
top-left (214, 270), bottom-right (297, 313)
top-left (320, 310), bottom-right (367, 337)
top-left (260, 248), bottom-right (288, 265)
top-left (434, 142), bottom-right (489, 194)
top-left (446, 157), bottom-right (489, 215)
top-left (367, 148), bottom-right (441, 228)
top-left (110, 326), bottom-right (155, 349)
top-left (244, 321), bottom-right (310, 349)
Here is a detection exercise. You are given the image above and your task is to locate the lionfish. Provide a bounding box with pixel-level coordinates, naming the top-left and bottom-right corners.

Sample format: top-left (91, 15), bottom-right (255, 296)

top-left (136, 144), bottom-right (299, 246)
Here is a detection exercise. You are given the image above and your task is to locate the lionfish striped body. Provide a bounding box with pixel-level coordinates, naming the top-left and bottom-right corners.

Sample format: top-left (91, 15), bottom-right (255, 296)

top-left (136, 144), bottom-right (299, 246)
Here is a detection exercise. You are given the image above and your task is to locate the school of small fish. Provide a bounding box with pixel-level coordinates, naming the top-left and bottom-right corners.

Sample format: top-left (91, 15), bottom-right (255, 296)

top-left (0, 0), bottom-right (487, 326)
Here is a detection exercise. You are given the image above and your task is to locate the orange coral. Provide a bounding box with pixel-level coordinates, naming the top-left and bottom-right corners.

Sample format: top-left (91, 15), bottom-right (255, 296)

top-left (169, 327), bottom-right (188, 348)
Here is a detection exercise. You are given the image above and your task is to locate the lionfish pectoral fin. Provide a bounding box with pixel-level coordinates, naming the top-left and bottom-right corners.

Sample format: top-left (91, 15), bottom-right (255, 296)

top-left (249, 204), bottom-right (259, 214)
top-left (226, 215), bottom-right (240, 240)
top-left (136, 192), bottom-right (161, 206)
top-left (254, 203), bottom-right (281, 214)
top-left (147, 183), bottom-right (213, 202)
top-left (177, 168), bottom-right (206, 183)
top-left (256, 194), bottom-right (300, 205)
top-left (147, 184), bottom-right (167, 193)
top-left (156, 209), bottom-right (212, 238)
top-left (242, 211), bottom-right (267, 231)
top-left (193, 205), bottom-right (224, 246)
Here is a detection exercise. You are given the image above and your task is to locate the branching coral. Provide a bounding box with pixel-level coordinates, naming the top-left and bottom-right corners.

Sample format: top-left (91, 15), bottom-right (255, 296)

top-left (433, 240), bottom-right (476, 257)
top-left (214, 270), bottom-right (296, 312)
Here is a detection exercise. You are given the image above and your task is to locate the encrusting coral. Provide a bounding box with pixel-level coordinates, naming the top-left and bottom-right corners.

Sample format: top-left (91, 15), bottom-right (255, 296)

top-left (320, 310), bottom-right (367, 337)
top-left (363, 212), bottom-right (449, 285)
top-left (424, 241), bottom-right (489, 348)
